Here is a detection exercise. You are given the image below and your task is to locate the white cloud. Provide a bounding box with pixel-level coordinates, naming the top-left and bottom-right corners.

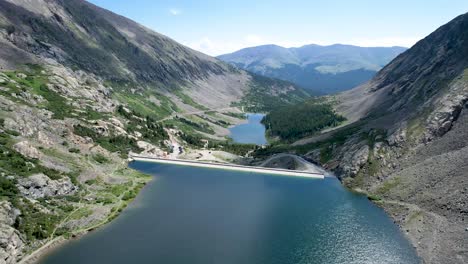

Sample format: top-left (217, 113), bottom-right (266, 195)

top-left (185, 35), bottom-right (423, 56)
top-left (244, 34), bottom-right (264, 45)
top-left (169, 8), bottom-right (181, 16)
top-left (185, 38), bottom-right (237, 56)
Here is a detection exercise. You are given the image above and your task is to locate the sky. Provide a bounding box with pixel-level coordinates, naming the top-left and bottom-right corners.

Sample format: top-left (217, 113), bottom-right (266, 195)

top-left (88, 0), bottom-right (468, 56)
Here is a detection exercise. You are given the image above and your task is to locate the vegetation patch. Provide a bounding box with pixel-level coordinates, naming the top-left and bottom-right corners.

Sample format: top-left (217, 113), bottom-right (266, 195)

top-left (13, 198), bottom-right (61, 241)
top-left (0, 131), bottom-right (68, 180)
top-left (73, 124), bottom-right (141, 158)
top-left (174, 89), bottom-right (208, 110)
top-left (375, 177), bottom-right (402, 195)
top-left (195, 114), bottom-right (231, 128)
top-left (68, 147), bottom-right (80, 153)
top-left (116, 105), bottom-right (169, 146)
top-left (253, 122), bottom-right (362, 160)
top-left (113, 90), bottom-right (179, 120)
top-left (262, 99), bottom-right (346, 141)
top-left (69, 207), bottom-right (93, 220)
top-left (37, 84), bottom-right (75, 119)
top-left (235, 74), bottom-right (310, 112)
top-left (223, 112), bottom-right (246, 119)
top-left (92, 153), bottom-right (109, 164)
top-left (367, 194), bottom-right (382, 201)
top-left (175, 116), bottom-right (214, 134)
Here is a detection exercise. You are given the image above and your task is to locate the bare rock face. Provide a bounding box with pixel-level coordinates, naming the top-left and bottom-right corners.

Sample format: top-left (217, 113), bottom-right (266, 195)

top-left (387, 127), bottom-right (407, 147)
top-left (426, 98), bottom-right (466, 138)
top-left (4, 106), bottom-right (52, 137)
top-left (0, 203), bottom-right (19, 229)
top-left (37, 131), bottom-right (54, 146)
top-left (0, 202), bottom-right (23, 264)
top-left (134, 141), bottom-right (164, 158)
top-left (12, 141), bottom-right (40, 159)
top-left (17, 173), bottom-right (77, 199)
top-left (109, 117), bottom-right (124, 128)
top-left (340, 144), bottom-right (369, 177)
top-left (0, 225), bottom-right (23, 264)
top-left (425, 77), bottom-right (468, 142)
top-left (305, 148), bottom-right (321, 165)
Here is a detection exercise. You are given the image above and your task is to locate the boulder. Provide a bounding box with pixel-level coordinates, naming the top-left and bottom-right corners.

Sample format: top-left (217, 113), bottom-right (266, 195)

top-left (0, 202), bottom-right (23, 264)
top-left (17, 173), bottom-right (77, 199)
top-left (340, 145), bottom-right (369, 177)
top-left (37, 131), bottom-right (54, 146)
top-left (15, 73), bottom-right (26, 79)
top-left (387, 128), bottom-right (406, 146)
top-left (0, 224), bottom-right (23, 264)
top-left (0, 202), bottom-right (20, 227)
top-left (12, 141), bottom-right (40, 159)
top-left (109, 117), bottom-right (124, 128)
top-left (425, 80), bottom-right (468, 140)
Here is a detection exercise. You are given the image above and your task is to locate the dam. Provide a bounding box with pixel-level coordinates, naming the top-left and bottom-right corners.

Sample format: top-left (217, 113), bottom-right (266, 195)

top-left (129, 155), bottom-right (325, 179)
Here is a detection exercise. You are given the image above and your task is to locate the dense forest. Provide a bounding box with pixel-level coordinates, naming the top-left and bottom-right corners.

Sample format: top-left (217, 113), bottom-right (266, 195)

top-left (262, 99), bottom-right (345, 141)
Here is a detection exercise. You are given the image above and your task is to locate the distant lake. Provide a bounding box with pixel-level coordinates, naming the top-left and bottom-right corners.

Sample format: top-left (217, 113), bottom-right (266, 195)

top-left (40, 162), bottom-right (420, 264)
top-left (229, 113), bottom-right (267, 145)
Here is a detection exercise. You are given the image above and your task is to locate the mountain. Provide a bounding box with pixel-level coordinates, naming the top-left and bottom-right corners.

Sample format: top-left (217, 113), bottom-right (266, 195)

top-left (0, 0), bottom-right (309, 262)
top-left (257, 12), bottom-right (468, 263)
top-left (218, 44), bottom-right (406, 94)
top-left (0, 0), bottom-right (307, 111)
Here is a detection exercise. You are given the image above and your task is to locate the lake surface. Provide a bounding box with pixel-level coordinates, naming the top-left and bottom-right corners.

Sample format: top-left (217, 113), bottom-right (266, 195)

top-left (229, 113), bottom-right (267, 145)
top-left (41, 163), bottom-right (420, 264)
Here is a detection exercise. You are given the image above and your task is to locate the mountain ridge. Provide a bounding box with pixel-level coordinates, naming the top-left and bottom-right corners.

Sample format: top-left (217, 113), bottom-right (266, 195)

top-left (257, 11), bottom-right (468, 263)
top-left (218, 43), bottom-right (406, 94)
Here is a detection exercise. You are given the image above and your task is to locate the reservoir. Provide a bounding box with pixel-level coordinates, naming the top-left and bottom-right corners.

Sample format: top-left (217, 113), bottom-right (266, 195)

top-left (229, 113), bottom-right (267, 145)
top-left (40, 162), bottom-right (420, 264)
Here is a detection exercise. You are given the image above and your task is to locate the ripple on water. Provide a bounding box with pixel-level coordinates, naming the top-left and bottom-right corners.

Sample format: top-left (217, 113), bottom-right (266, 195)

top-left (40, 164), bottom-right (420, 264)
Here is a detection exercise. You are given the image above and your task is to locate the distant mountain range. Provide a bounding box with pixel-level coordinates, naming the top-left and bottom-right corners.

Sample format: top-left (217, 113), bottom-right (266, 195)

top-left (218, 44), bottom-right (407, 94)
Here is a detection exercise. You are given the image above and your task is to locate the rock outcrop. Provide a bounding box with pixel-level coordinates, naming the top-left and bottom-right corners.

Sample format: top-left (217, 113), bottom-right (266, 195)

top-left (425, 76), bottom-right (468, 141)
top-left (339, 144), bottom-right (369, 177)
top-left (0, 202), bottom-right (23, 264)
top-left (134, 141), bottom-right (165, 158)
top-left (12, 141), bottom-right (40, 159)
top-left (17, 173), bottom-right (77, 199)
top-left (308, 12), bottom-right (468, 263)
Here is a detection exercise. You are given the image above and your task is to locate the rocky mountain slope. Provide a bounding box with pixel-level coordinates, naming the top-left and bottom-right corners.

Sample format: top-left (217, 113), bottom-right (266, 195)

top-left (264, 12), bottom-right (468, 264)
top-left (0, 0), bottom-right (310, 263)
top-left (218, 44), bottom-right (406, 94)
top-left (0, 0), bottom-right (307, 111)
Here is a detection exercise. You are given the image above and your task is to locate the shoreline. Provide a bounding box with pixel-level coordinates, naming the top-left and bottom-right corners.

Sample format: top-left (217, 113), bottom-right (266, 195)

top-left (21, 153), bottom-right (322, 263)
top-left (19, 174), bottom-right (153, 264)
top-left (344, 187), bottom-right (424, 262)
top-left (20, 154), bottom-right (421, 264)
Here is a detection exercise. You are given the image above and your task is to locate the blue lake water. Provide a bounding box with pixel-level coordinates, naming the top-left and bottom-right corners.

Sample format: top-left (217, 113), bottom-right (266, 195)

top-left (229, 113), bottom-right (267, 145)
top-left (40, 162), bottom-right (420, 264)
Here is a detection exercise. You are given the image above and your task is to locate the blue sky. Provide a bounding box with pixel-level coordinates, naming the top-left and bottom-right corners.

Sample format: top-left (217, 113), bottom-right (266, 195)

top-left (88, 0), bottom-right (468, 56)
